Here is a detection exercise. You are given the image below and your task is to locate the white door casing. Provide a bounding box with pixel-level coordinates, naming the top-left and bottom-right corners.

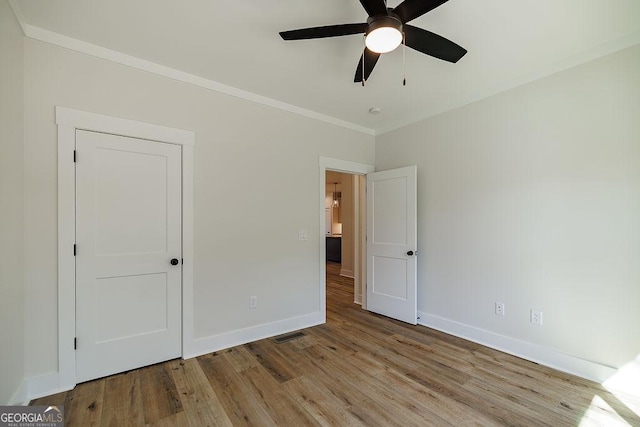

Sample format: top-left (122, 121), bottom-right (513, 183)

top-left (318, 157), bottom-right (374, 318)
top-left (57, 106), bottom-right (195, 392)
top-left (75, 130), bottom-right (182, 382)
top-left (366, 165), bottom-right (418, 325)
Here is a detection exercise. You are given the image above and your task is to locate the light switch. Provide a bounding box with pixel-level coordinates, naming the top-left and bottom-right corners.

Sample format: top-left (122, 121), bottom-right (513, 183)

top-left (298, 230), bottom-right (308, 241)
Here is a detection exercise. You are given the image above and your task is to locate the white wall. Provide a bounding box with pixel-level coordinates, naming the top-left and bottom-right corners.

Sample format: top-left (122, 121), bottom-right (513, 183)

top-left (376, 44), bottom-right (640, 377)
top-left (0, 0), bottom-right (26, 404)
top-left (23, 39), bottom-right (374, 382)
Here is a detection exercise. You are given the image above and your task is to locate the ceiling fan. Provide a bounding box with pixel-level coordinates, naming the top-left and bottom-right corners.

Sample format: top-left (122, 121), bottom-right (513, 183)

top-left (279, 0), bottom-right (467, 84)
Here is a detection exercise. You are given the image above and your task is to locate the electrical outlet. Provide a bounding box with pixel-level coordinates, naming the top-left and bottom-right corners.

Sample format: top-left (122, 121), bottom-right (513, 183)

top-left (531, 309), bottom-right (543, 325)
top-left (249, 296), bottom-right (257, 309)
top-left (495, 302), bottom-right (505, 316)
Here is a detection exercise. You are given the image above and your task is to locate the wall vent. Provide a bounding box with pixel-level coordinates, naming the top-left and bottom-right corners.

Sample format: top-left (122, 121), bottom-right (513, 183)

top-left (273, 331), bottom-right (305, 344)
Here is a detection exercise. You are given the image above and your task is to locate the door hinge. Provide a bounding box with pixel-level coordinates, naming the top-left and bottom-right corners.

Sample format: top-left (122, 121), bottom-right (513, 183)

top-left (73, 244), bottom-right (76, 256)
top-left (73, 150), bottom-right (77, 162)
top-left (74, 337), bottom-right (77, 350)
top-left (182, 258), bottom-right (184, 264)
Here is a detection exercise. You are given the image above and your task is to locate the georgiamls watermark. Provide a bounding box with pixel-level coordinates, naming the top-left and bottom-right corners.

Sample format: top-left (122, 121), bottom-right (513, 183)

top-left (0, 406), bottom-right (64, 427)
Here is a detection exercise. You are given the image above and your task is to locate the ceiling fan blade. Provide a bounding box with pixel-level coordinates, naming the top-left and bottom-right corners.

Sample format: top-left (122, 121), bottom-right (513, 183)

top-left (404, 25), bottom-right (466, 63)
top-left (280, 23), bottom-right (367, 40)
top-left (359, 0), bottom-right (388, 17)
top-left (354, 48), bottom-right (381, 83)
top-left (393, 0), bottom-right (449, 23)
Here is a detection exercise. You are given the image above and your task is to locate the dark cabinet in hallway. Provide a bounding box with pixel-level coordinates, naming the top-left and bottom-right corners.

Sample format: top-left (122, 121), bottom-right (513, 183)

top-left (326, 237), bottom-right (341, 263)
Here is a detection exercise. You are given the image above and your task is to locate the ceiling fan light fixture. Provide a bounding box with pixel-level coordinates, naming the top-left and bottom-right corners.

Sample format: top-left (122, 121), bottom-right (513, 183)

top-left (365, 15), bottom-right (403, 54)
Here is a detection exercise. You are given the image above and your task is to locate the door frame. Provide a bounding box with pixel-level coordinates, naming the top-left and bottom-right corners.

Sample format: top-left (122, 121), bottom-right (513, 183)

top-left (319, 157), bottom-right (374, 318)
top-left (56, 107), bottom-right (195, 390)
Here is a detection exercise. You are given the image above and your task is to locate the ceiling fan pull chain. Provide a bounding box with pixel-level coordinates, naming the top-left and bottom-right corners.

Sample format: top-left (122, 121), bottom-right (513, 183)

top-left (402, 31), bottom-right (406, 86)
top-left (362, 36), bottom-right (366, 86)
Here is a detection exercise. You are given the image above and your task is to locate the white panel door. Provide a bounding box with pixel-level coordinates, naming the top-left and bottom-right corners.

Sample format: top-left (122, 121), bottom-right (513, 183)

top-left (75, 130), bottom-right (182, 382)
top-left (366, 166), bottom-right (417, 324)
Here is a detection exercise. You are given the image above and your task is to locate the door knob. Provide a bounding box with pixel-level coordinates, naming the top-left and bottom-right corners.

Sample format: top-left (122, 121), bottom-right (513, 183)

top-left (170, 258), bottom-right (179, 266)
top-left (406, 251), bottom-right (414, 256)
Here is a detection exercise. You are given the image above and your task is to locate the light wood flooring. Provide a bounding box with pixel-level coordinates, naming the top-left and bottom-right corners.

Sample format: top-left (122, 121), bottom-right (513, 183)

top-left (32, 262), bottom-right (639, 426)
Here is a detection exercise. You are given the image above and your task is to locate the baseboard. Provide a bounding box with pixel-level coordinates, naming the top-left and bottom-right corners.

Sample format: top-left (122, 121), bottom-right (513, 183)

top-left (24, 372), bottom-right (71, 403)
top-left (418, 311), bottom-right (617, 383)
top-left (9, 379), bottom-right (28, 405)
top-left (339, 269), bottom-right (354, 279)
top-left (184, 311), bottom-right (325, 359)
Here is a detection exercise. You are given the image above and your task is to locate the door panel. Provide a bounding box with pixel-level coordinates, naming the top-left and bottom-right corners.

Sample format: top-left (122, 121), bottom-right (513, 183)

top-left (372, 177), bottom-right (408, 245)
top-left (367, 166), bottom-right (417, 324)
top-left (372, 256), bottom-right (408, 299)
top-left (75, 130), bottom-right (182, 383)
top-left (93, 273), bottom-right (168, 343)
top-left (93, 147), bottom-right (169, 255)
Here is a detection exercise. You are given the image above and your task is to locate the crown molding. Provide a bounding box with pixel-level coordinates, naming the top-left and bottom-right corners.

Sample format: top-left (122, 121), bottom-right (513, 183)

top-left (376, 29), bottom-right (640, 135)
top-left (8, 2), bottom-right (375, 136)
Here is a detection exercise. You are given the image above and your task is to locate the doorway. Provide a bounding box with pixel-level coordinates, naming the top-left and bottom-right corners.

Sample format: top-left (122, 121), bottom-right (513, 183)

top-left (325, 171), bottom-right (359, 306)
top-left (318, 157), bottom-right (374, 320)
top-left (319, 157), bottom-right (418, 326)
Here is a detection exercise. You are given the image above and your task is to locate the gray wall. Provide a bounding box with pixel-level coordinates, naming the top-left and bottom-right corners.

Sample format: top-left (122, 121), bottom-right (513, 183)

top-left (376, 44), bottom-right (640, 372)
top-left (22, 38), bottom-right (375, 381)
top-left (0, 0), bottom-right (25, 404)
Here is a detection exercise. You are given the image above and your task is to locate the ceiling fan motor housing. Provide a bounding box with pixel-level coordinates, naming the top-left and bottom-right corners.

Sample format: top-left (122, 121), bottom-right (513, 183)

top-left (365, 12), bottom-right (403, 53)
top-left (365, 12), bottom-right (403, 36)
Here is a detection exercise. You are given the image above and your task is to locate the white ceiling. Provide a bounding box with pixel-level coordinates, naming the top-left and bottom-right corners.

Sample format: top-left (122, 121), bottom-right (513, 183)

top-left (11, 0), bottom-right (640, 134)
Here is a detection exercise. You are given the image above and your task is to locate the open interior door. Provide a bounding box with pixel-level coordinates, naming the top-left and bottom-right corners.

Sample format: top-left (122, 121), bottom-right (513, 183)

top-left (366, 165), bottom-right (417, 324)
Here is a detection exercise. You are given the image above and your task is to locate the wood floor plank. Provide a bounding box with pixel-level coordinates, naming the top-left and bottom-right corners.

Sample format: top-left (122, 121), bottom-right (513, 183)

top-left (29, 390), bottom-right (67, 407)
top-left (63, 379), bottom-right (105, 427)
top-left (283, 375), bottom-right (365, 426)
top-left (244, 339), bottom-right (301, 383)
top-left (100, 371), bottom-right (144, 427)
top-left (220, 347), bottom-right (259, 373)
top-left (301, 343), bottom-right (451, 426)
top-left (198, 352), bottom-right (276, 426)
top-left (143, 411), bottom-right (189, 427)
top-left (388, 334), bottom-right (472, 386)
top-left (169, 359), bottom-right (232, 427)
top-left (314, 337), bottom-right (487, 426)
top-left (287, 333), bottom-right (317, 351)
top-left (239, 365), bottom-right (320, 426)
top-left (296, 346), bottom-right (407, 427)
top-left (138, 362), bottom-right (183, 424)
top-left (467, 376), bottom-right (575, 426)
top-left (315, 320), bottom-right (425, 375)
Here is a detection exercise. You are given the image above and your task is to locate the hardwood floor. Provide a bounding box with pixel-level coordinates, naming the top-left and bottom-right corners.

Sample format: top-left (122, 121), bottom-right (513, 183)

top-left (32, 262), bottom-right (638, 426)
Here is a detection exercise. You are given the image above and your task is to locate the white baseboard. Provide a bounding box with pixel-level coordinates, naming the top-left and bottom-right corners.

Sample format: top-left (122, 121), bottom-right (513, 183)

top-left (9, 379), bottom-right (28, 405)
top-left (418, 311), bottom-right (617, 383)
top-left (339, 269), bottom-right (354, 279)
top-left (184, 311), bottom-right (324, 359)
top-left (24, 372), bottom-right (70, 403)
